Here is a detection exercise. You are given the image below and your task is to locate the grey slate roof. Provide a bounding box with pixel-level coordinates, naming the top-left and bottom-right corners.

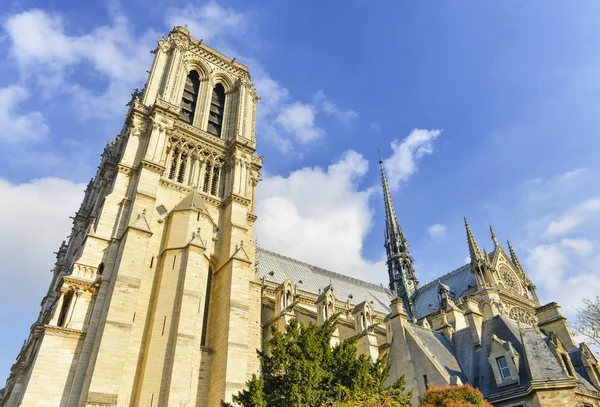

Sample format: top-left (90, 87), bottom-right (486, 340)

top-left (452, 315), bottom-right (571, 397)
top-left (409, 324), bottom-right (467, 383)
top-left (413, 263), bottom-right (476, 320)
top-left (570, 348), bottom-right (600, 392)
top-left (256, 249), bottom-right (394, 314)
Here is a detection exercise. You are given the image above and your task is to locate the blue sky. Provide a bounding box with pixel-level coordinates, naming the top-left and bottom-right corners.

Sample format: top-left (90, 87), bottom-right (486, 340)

top-left (1, 0), bottom-right (600, 382)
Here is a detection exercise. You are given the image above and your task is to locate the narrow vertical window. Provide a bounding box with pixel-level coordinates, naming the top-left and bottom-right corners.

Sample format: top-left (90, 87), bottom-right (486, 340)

top-left (57, 291), bottom-right (74, 327)
top-left (497, 356), bottom-right (511, 379)
top-left (207, 84), bottom-right (225, 138)
top-left (177, 152), bottom-right (187, 183)
top-left (168, 148), bottom-right (179, 180)
top-left (423, 374), bottom-right (429, 389)
top-left (180, 71), bottom-right (200, 124)
top-left (201, 268), bottom-right (213, 346)
top-left (203, 162), bottom-right (212, 193)
top-left (210, 166), bottom-right (220, 196)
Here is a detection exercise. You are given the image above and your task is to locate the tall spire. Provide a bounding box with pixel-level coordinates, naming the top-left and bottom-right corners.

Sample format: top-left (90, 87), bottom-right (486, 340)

top-left (464, 217), bottom-right (483, 263)
top-left (379, 155), bottom-right (418, 320)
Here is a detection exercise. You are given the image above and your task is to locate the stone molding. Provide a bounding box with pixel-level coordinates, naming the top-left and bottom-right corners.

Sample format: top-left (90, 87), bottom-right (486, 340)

top-left (140, 159), bottom-right (165, 174)
top-left (222, 193), bottom-right (251, 207)
top-left (45, 325), bottom-right (86, 339)
top-left (62, 275), bottom-right (100, 293)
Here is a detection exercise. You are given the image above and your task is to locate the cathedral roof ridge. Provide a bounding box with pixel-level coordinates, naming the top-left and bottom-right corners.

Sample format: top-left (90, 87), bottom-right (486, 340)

top-left (415, 262), bottom-right (472, 294)
top-left (256, 248), bottom-right (391, 293)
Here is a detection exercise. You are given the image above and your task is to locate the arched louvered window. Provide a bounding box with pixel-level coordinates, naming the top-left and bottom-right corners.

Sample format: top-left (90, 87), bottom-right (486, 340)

top-left (180, 71), bottom-right (200, 124)
top-left (207, 83), bottom-right (225, 137)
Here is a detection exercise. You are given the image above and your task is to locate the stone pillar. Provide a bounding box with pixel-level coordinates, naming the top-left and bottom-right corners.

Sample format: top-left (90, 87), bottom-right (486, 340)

top-left (356, 330), bottom-right (379, 362)
top-left (463, 299), bottom-right (483, 347)
top-left (386, 298), bottom-right (418, 406)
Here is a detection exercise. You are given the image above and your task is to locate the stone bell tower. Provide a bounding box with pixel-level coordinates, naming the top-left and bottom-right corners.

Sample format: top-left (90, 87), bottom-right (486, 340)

top-left (1, 26), bottom-right (262, 407)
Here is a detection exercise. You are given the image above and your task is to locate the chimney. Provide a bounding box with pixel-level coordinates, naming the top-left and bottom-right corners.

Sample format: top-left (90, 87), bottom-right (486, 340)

top-left (463, 299), bottom-right (483, 346)
top-left (536, 302), bottom-right (577, 351)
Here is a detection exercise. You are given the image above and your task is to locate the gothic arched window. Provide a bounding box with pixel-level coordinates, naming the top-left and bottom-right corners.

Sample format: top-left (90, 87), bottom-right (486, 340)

top-left (207, 83), bottom-right (225, 138)
top-left (180, 70), bottom-right (200, 124)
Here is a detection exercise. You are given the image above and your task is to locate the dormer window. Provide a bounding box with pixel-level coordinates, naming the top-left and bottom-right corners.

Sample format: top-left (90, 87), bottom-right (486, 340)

top-left (207, 84), bottom-right (225, 137)
top-left (180, 71), bottom-right (200, 124)
top-left (488, 335), bottom-right (520, 387)
top-left (497, 356), bottom-right (511, 379)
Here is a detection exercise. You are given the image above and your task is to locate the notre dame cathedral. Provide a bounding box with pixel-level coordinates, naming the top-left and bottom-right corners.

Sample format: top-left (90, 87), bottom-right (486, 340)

top-left (1, 26), bottom-right (599, 407)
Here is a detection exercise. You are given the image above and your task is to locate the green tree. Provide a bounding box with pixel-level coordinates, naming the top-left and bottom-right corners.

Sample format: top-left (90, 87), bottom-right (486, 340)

top-left (419, 384), bottom-right (492, 407)
top-left (223, 317), bottom-right (412, 407)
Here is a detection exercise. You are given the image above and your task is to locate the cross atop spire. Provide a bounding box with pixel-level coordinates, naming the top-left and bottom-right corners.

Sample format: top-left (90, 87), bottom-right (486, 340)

top-left (464, 217), bottom-right (483, 263)
top-left (379, 157), bottom-right (418, 320)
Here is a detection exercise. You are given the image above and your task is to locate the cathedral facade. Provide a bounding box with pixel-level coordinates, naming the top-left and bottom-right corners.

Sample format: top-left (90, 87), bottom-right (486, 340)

top-left (1, 27), bottom-right (599, 407)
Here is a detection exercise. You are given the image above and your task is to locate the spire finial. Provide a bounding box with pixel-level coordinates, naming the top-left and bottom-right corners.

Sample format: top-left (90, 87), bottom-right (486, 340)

top-left (464, 217), bottom-right (483, 263)
top-left (490, 225), bottom-right (499, 247)
top-left (377, 146), bottom-right (382, 163)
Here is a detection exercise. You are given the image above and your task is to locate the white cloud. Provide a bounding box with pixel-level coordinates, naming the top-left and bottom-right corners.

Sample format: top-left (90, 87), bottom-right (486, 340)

top-left (520, 171), bottom-right (600, 318)
top-left (275, 102), bottom-right (324, 143)
top-left (0, 177), bottom-right (85, 304)
top-left (369, 122), bottom-right (382, 133)
top-left (544, 197), bottom-right (600, 237)
top-left (561, 237), bottom-right (594, 256)
top-left (0, 85), bottom-right (49, 142)
top-left (526, 243), bottom-right (568, 290)
top-left (166, 2), bottom-right (248, 43)
top-left (383, 128), bottom-right (442, 190)
top-left (313, 90), bottom-right (358, 123)
top-left (427, 224), bottom-right (447, 240)
top-left (4, 10), bottom-right (157, 117)
top-left (255, 150), bottom-right (386, 283)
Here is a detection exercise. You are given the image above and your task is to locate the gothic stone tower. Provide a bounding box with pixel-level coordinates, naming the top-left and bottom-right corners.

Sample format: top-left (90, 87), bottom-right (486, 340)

top-left (1, 26), bottom-right (262, 407)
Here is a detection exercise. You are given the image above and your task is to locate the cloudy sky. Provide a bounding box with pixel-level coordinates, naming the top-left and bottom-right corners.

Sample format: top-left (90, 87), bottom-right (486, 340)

top-left (1, 0), bottom-right (600, 381)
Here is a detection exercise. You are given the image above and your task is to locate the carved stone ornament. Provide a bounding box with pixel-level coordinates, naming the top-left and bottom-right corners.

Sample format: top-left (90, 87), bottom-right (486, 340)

top-left (508, 306), bottom-right (537, 326)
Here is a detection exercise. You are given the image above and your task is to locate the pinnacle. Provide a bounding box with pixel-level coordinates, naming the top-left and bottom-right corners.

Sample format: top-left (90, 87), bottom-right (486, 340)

top-left (489, 225), bottom-right (499, 246)
top-left (506, 240), bottom-right (524, 271)
top-left (464, 217), bottom-right (483, 262)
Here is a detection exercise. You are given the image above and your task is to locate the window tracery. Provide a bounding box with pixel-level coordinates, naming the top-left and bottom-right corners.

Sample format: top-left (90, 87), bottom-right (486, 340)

top-left (499, 265), bottom-right (525, 296)
top-left (163, 135), bottom-right (225, 198)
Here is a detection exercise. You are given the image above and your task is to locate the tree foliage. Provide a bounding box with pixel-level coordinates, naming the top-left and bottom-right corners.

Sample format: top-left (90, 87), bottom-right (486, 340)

top-left (419, 384), bottom-right (492, 407)
top-left (223, 318), bottom-right (412, 407)
top-left (574, 296), bottom-right (600, 350)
